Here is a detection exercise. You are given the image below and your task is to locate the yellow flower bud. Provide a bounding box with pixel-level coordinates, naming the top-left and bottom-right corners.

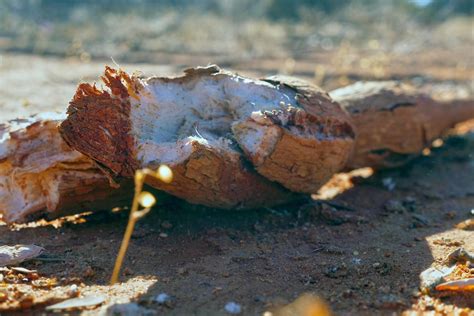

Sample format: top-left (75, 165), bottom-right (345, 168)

top-left (157, 165), bottom-right (173, 183)
top-left (138, 191), bottom-right (156, 208)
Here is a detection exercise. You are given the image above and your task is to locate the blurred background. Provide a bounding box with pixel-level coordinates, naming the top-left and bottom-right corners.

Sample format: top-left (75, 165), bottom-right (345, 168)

top-left (0, 0), bottom-right (472, 119)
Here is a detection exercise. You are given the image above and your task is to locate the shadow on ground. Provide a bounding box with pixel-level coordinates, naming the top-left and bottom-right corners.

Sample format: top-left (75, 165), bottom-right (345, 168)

top-left (1, 134), bottom-right (473, 315)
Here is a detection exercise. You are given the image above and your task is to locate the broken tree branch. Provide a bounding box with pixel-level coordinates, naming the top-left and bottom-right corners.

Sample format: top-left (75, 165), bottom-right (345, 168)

top-left (331, 81), bottom-right (474, 168)
top-left (0, 113), bottom-right (132, 223)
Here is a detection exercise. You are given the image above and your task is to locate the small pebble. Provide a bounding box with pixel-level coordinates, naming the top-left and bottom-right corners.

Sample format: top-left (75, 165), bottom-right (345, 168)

top-left (105, 302), bottom-right (154, 315)
top-left (382, 178), bottom-right (396, 191)
top-left (154, 293), bottom-right (175, 308)
top-left (351, 258), bottom-right (362, 265)
top-left (225, 302), bottom-right (242, 314)
top-left (447, 247), bottom-right (474, 264)
top-left (155, 293), bottom-right (170, 304)
top-left (159, 233), bottom-right (168, 238)
top-left (419, 266), bottom-right (455, 291)
top-left (68, 284), bottom-right (79, 297)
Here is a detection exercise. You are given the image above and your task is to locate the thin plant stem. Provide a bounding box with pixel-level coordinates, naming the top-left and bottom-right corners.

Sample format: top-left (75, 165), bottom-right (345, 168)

top-left (109, 167), bottom-right (171, 284)
top-left (110, 171), bottom-right (144, 285)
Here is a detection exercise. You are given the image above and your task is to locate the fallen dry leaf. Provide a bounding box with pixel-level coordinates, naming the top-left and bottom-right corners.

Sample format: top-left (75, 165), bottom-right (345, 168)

top-left (435, 278), bottom-right (474, 292)
top-left (45, 295), bottom-right (106, 311)
top-left (0, 245), bottom-right (44, 267)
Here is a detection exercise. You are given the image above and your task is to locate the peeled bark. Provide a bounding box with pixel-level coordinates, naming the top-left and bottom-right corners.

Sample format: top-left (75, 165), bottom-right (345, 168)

top-left (4, 67), bottom-right (473, 222)
top-left (330, 81), bottom-right (474, 169)
top-left (3, 69), bottom-right (473, 221)
top-left (60, 66), bottom-right (355, 208)
top-left (0, 113), bottom-right (131, 223)
top-left (233, 75), bottom-right (355, 193)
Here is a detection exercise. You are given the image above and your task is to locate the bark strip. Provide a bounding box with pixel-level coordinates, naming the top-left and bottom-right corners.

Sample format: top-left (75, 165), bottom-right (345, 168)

top-left (331, 81), bottom-right (474, 168)
top-left (0, 113), bottom-right (131, 223)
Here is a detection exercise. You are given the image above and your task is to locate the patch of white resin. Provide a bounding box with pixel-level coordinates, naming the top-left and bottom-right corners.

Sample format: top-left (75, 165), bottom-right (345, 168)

top-left (137, 135), bottom-right (235, 166)
top-left (232, 122), bottom-right (281, 163)
top-left (233, 123), bottom-right (266, 155)
top-left (129, 72), bottom-right (297, 164)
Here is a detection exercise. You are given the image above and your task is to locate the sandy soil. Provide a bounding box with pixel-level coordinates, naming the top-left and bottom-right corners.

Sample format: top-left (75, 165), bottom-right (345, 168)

top-left (0, 53), bottom-right (473, 315)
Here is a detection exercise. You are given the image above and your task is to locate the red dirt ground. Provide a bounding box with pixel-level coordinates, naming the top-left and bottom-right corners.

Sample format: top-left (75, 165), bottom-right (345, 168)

top-left (0, 53), bottom-right (473, 315)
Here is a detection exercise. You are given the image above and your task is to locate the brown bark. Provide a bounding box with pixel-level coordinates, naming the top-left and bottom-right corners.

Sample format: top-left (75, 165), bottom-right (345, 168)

top-left (60, 68), bottom-right (138, 178)
top-left (60, 66), bottom-right (355, 206)
top-left (330, 81), bottom-right (474, 169)
top-left (3, 70), bottom-right (474, 221)
top-left (233, 76), bottom-right (355, 193)
top-left (60, 66), bottom-right (296, 209)
top-left (143, 141), bottom-right (294, 209)
top-left (0, 113), bottom-right (131, 223)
